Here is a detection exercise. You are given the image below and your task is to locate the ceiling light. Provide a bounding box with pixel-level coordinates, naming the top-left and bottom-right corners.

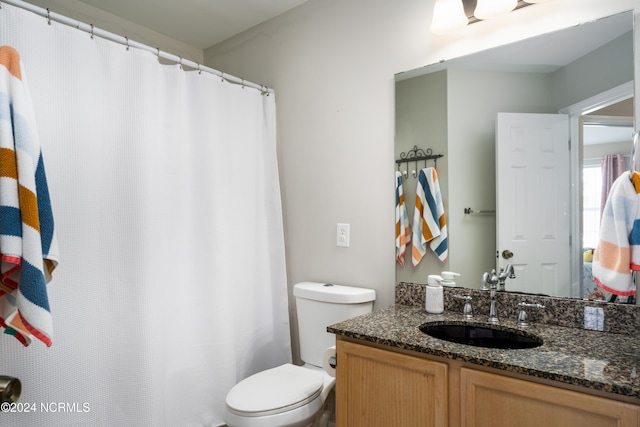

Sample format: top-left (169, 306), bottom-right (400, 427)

top-left (474, 0), bottom-right (518, 20)
top-left (430, 0), bottom-right (468, 34)
top-left (430, 0), bottom-right (551, 34)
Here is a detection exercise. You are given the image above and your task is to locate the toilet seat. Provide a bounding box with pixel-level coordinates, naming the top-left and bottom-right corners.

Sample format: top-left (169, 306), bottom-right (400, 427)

top-left (226, 363), bottom-right (324, 417)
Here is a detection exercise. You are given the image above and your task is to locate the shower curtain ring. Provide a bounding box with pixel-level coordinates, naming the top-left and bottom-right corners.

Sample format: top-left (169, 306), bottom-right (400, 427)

top-left (90, 24), bottom-right (94, 39)
top-left (197, 63), bottom-right (202, 75)
top-left (125, 36), bottom-right (130, 51)
top-left (46, 8), bottom-right (51, 25)
top-left (220, 72), bottom-right (225, 82)
top-left (179, 57), bottom-right (183, 70)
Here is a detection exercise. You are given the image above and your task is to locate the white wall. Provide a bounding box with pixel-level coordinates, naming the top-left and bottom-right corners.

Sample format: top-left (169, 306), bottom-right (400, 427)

top-left (204, 0), bottom-right (639, 361)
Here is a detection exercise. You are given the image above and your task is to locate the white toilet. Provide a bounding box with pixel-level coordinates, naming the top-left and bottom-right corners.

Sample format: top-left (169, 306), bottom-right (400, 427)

top-left (223, 281), bottom-right (376, 427)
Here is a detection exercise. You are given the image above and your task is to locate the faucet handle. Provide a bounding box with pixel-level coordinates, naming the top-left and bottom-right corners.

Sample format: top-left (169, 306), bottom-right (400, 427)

top-left (500, 264), bottom-right (516, 279)
top-left (517, 302), bottom-right (545, 327)
top-left (453, 295), bottom-right (473, 319)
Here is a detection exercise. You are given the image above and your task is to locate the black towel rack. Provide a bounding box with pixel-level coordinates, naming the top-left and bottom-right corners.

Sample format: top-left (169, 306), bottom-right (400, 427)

top-left (396, 146), bottom-right (444, 178)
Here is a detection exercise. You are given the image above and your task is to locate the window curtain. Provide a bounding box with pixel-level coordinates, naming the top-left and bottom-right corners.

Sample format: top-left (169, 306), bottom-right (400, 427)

top-left (600, 154), bottom-right (626, 216)
top-left (0, 3), bottom-right (291, 426)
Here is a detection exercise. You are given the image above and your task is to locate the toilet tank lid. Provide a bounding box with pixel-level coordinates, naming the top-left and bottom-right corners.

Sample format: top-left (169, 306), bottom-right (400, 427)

top-left (293, 282), bottom-right (376, 304)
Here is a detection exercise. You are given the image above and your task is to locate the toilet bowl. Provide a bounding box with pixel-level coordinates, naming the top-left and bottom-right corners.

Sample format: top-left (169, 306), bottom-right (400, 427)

top-left (223, 282), bottom-right (375, 427)
top-left (223, 364), bottom-right (334, 427)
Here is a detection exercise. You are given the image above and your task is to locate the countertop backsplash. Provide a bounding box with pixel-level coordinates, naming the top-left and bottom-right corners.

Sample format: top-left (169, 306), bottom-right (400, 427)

top-left (396, 282), bottom-right (638, 336)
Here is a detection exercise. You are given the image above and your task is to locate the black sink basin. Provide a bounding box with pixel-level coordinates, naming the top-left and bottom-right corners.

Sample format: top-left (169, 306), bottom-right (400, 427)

top-left (419, 323), bottom-right (543, 349)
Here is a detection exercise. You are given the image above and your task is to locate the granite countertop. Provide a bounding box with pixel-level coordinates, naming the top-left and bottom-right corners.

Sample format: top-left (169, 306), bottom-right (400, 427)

top-left (327, 304), bottom-right (639, 400)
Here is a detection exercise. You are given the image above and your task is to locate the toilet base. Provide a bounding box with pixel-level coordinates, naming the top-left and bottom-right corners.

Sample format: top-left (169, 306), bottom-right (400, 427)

top-left (312, 388), bottom-right (335, 427)
top-left (224, 388), bottom-right (335, 427)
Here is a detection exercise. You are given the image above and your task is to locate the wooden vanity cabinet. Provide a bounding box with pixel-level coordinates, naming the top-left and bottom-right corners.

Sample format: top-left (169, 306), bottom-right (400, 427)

top-left (335, 339), bottom-right (448, 427)
top-left (461, 368), bottom-right (640, 427)
top-left (336, 339), bottom-right (640, 427)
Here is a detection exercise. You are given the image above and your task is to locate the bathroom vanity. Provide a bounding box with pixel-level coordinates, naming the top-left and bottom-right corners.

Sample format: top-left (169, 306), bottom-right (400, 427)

top-left (328, 286), bottom-right (639, 427)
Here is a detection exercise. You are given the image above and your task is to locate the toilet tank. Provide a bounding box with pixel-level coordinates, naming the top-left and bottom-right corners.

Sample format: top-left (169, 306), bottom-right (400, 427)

top-left (293, 282), bottom-right (376, 367)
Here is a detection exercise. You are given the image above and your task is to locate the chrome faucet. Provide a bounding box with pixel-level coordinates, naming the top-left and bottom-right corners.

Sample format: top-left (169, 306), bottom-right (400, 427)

top-left (498, 264), bottom-right (516, 291)
top-left (484, 270), bottom-right (500, 323)
top-left (480, 271), bottom-right (490, 291)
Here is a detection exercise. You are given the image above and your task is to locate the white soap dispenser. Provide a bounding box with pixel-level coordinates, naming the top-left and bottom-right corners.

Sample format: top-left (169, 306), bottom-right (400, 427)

top-left (441, 271), bottom-right (461, 287)
top-left (426, 275), bottom-right (444, 314)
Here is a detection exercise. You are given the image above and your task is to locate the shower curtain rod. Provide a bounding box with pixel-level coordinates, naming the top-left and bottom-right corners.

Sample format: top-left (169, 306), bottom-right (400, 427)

top-left (1, 0), bottom-right (273, 95)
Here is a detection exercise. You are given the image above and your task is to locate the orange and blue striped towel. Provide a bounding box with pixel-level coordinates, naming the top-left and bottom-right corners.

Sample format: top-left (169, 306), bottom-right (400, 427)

top-left (395, 171), bottom-right (411, 267)
top-left (592, 170), bottom-right (639, 297)
top-left (0, 46), bottom-right (59, 346)
top-left (412, 167), bottom-right (447, 266)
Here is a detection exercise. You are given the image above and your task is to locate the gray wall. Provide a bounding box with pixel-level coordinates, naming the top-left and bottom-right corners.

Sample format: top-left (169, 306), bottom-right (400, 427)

top-left (204, 0), bottom-right (640, 362)
top-left (447, 69), bottom-right (553, 285)
top-left (395, 70), bottom-right (449, 283)
top-left (550, 32), bottom-right (634, 109)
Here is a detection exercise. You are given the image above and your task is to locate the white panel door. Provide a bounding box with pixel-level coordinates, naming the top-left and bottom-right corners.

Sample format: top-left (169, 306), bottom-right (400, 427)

top-left (496, 113), bottom-right (571, 297)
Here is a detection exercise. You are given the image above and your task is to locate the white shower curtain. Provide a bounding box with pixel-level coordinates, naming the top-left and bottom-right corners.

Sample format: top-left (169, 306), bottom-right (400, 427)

top-left (0, 4), bottom-right (291, 426)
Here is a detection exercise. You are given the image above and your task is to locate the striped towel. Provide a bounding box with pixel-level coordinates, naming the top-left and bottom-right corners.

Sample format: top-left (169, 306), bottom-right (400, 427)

top-left (395, 171), bottom-right (411, 267)
top-left (592, 170), bottom-right (639, 297)
top-left (0, 46), bottom-right (59, 346)
top-left (412, 167), bottom-right (447, 266)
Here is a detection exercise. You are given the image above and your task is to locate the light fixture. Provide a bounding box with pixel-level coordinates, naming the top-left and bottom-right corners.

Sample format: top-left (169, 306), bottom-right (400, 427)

top-left (430, 0), bottom-right (553, 34)
top-left (474, 0), bottom-right (517, 20)
top-left (430, 0), bottom-right (468, 34)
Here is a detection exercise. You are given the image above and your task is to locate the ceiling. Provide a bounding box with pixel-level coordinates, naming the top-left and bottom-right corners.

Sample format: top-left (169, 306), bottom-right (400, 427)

top-left (78, 0), bottom-right (310, 49)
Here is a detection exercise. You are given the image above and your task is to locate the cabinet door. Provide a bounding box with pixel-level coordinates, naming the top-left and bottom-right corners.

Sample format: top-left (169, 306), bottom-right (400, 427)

top-left (336, 340), bottom-right (448, 427)
top-left (461, 368), bottom-right (640, 427)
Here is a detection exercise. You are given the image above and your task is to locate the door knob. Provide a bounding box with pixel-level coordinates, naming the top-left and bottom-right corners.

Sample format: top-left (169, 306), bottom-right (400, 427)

top-left (502, 249), bottom-right (514, 259)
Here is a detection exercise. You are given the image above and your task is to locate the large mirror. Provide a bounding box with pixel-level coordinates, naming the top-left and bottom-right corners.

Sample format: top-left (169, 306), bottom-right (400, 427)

top-left (395, 11), bottom-right (635, 302)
